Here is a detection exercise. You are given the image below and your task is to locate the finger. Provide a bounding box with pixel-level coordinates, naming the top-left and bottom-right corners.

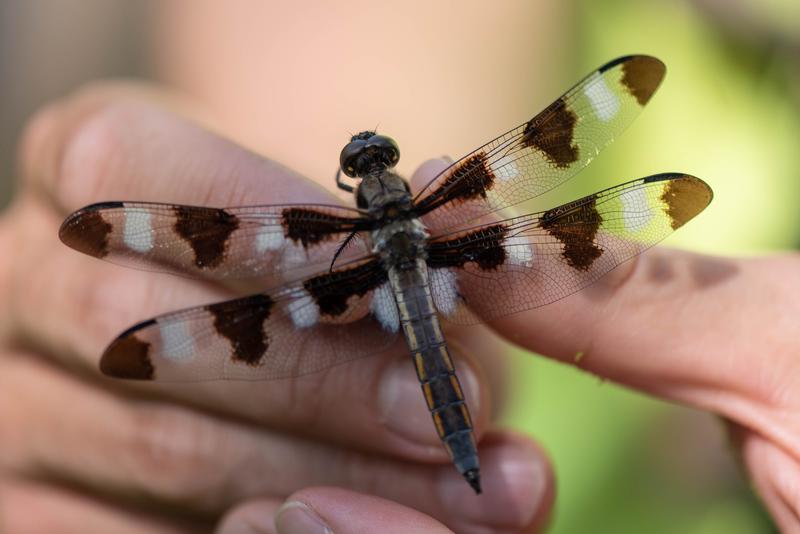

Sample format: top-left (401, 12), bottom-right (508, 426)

top-left (216, 498), bottom-right (282, 534)
top-left (0, 353), bottom-right (550, 530)
top-left (0, 477), bottom-right (202, 534)
top-left (0, 351), bottom-right (433, 513)
top-left (216, 493), bottom-right (451, 534)
top-left (269, 430), bottom-right (553, 534)
top-left (19, 81), bottom-right (337, 213)
top-left (216, 494), bottom-right (452, 534)
top-left (732, 423), bottom-right (800, 532)
top-left (220, 435), bottom-right (552, 534)
top-left (274, 489), bottom-right (452, 534)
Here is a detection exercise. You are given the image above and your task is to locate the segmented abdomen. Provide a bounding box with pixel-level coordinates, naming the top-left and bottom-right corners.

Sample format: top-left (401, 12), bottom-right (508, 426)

top-left (388, 260), bottom-right (480, 489)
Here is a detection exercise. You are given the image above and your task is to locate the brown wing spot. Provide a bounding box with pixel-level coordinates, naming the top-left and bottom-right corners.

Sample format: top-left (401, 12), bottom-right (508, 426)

top-left (174, 207), bottom-right (239, 269)
top-left (426, 224), bottom-right (508, 271)
top-left (59, 209), bottom-right (115, 258)
top-left (660, 175), bottom-right (713, 230)
top-left (621, 56), bottom-right (666, 106)
top-left (520, 98), bottom-right (579, 168)
top-left (439, 152), bottom-right (495, 202)
top-left (541, 196), bottom-right (603, 271)
top-left (414, 152), bottom-right (497, 214)
top-left (304, 260), bottom-right (386, 318)
top-left (207, 295), bottom-right (273, 366)
top-left (282, 207), bottom-right (359, 247)
top-left (100, 332), bottom-right (155, 380)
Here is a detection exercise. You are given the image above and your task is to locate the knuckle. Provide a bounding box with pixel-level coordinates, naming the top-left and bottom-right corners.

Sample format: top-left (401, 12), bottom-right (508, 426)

top-left (55, 98), bottom-right (141, 208)
top-left (18, 82), bottom-right (140, 205)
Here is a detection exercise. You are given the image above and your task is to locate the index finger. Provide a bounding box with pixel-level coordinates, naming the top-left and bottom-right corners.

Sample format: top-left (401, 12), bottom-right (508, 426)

top-left (20, 82), bottom-right (336, 211)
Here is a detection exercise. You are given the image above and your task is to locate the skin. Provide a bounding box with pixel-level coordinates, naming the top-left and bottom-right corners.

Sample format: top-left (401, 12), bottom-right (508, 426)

top-left (1, 84), bottom-right (799, 533)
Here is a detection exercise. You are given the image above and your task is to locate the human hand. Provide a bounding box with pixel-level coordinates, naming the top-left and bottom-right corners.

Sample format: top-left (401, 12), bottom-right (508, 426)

top-left (488, 239), bottom-right (800, 531)
top-left (3, 81), bottom-right (797, 534)
top-left (0, 84), bottom-right (552, 533)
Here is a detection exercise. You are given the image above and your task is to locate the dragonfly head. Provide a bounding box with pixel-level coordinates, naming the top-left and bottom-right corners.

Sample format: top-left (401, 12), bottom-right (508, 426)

top-left (340, 131), bottom-right (400, 178)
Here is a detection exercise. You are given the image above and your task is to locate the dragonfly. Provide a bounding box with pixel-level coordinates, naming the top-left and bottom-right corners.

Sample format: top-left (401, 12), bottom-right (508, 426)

top-left (59, 55), bottom-right (713, 494)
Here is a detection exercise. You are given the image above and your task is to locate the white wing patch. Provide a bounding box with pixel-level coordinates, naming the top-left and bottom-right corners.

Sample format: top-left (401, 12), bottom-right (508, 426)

top-left (286, 288), bottom-right (320, 329)
top-left (505, 234), bottom-right (534, 266)
top-left (583, 73), bottom-right (620, 122)
top-left (429, 267), bottom-right (459, 317)
top-left (620, 185), bottom-right (653, 232)
top-left (255, 227), bottom-right (284, 253)
top-left (280, 242), bottom-right (308, 270)
top-left (370, 283), bottom-right (399, 333)
top-left (123, 210), bottom-right (154, 252)
top-left (159, 320), bottom-right (194, 361)
top-left (489, 155), bottom-right (520, 182)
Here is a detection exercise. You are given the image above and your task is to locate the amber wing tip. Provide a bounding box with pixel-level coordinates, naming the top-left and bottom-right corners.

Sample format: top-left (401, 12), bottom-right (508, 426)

top-left (464, 469), bottom-right (482, 494)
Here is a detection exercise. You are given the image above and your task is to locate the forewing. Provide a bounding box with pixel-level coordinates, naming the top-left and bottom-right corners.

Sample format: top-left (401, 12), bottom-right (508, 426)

top-left (98, 257), bottom-right (405, 381)
top-left (414, 55), bottom-right (667, 230)
top-left (425, 173), bottom-right (712, 324)
top-left (59, 202), bottom-right (372, 282)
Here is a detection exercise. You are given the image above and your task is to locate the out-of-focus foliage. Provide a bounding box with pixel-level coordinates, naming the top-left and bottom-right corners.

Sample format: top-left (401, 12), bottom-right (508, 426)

top-left (504, 1), bottom-right (796, 532)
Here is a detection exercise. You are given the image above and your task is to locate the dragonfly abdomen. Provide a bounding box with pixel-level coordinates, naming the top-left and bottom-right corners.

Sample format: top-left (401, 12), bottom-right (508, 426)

top-left (388, 261), bottom-right (481, 494)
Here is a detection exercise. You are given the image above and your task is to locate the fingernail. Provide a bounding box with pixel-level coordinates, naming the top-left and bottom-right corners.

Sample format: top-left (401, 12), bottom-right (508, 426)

top-left (437, 436), bottom-right (548, 529)
top-left (275, 502), bottom-right (331, 534)
top-left (379, 356), bottom-right (480, 446)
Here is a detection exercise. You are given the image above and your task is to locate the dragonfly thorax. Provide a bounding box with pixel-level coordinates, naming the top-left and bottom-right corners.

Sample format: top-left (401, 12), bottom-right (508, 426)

top-left (371, 217), bottom-right (429, 270)
top-left (355, 171), bottom-right (413, 213)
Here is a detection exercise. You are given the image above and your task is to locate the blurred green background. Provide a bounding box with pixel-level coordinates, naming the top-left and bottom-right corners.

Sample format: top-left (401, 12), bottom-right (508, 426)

top-left (1, 1), bottom-right (797, 532)
top-left (504, 1), bottom-right (798, 533)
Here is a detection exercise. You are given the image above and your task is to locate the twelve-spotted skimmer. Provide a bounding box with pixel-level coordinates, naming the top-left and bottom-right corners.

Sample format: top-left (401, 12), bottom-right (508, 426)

top-left (59, 55), bottom-right (712, 494)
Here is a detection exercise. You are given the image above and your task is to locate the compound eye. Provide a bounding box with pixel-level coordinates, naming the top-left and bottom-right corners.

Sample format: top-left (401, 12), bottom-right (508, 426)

top-left (366, 135), bottom-right (400, 167)
top-left (340, 139), bottom-right (367, 177)
top-left (388, 146), bottom-right (400, 164)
